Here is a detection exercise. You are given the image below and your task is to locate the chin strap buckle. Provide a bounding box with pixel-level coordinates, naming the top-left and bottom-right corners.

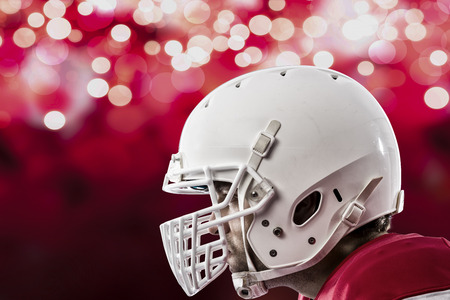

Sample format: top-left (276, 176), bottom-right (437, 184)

top-left (342, 201), bottom-right (366, 227)
top-left (232, 272), bottom-right (268, 299)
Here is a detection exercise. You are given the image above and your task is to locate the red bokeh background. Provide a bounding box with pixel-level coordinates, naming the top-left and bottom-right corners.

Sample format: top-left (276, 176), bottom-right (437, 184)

top-left (0, 0), bottom-right (449, 299)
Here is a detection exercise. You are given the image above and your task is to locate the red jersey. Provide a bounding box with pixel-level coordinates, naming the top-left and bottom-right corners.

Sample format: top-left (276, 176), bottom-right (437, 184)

top-left (299, 233), bottom-right (450, 300)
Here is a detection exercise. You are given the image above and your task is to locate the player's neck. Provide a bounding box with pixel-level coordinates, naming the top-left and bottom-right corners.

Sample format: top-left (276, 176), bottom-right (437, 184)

top-left (266, 232), bottom-right (387, 298)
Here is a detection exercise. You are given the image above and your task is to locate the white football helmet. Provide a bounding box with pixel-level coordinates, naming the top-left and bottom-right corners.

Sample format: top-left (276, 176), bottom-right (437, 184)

top-left (160, 66), bottom-right (403, 298)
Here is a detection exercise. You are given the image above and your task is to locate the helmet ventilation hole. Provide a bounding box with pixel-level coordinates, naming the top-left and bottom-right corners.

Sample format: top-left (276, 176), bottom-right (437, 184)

top-left (331, 74), bottom-right (338, 80)
top-left (235, 82), bottom-right (241, 88)
top-left (293, 191), bottom-right (321, 226)
top-left (333, 188), bottom-right (343, 202)
top-left (280, 70), bottom-right (287, 76)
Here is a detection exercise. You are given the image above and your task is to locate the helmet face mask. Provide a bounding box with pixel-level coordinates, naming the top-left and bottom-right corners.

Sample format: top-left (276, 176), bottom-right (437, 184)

top-left (160, 159), bottom-right (276, 296)
top-left (160, 66), bottom-right (403, 298)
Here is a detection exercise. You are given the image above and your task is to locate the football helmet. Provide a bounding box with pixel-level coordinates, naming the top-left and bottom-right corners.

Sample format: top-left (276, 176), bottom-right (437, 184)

top-left (160, 66), bottom-right (403, 298)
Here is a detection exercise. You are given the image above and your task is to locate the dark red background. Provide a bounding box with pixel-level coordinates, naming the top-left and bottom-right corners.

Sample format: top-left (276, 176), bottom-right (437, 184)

top-left (0, 0), bottom-right (449, 299)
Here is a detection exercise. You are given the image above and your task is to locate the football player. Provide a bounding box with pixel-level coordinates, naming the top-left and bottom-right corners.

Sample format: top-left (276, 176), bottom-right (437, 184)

top-left (160, 66), bottom-right (450, 299)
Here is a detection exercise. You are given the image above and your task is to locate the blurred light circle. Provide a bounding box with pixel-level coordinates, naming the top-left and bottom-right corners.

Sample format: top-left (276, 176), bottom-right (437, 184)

top-left (108, 85), bottom-right (132, 106)
top-left (184, 1), bottom-right (210, 24)
top-left (388, 69), bottom-right (406, 87)
top-left (410, 59), bottom-right (440, 85)
top-left (151, 72), bottom-right (178, 103)
top-left (28, 12), bottom-right (45, 28)
top-left (115, 54), bottom-right (147, 82)
top-left (139, 0), bottom-right (154, 12)
top-left (13, 28), bottom-right (36, 48)
top-left (218, 10), bottom-right (234, 24)
top-left (313, 51), bottom-right (334, 68)
top-left (188, 35), bottom-right (213, 54)
top-left (171, 54), bottom-right (192, 71)
top-left (36, 38), bottom-right (69, 65)
top-left (430, 50), bottom-right (447, 66)
top-left (371, 88), bottom-right (397, 112)
top-left (213, 19), bottom-right (230, 34)
top-left (354, 1), bottom-right (370, 14)
top-left (405, 8), bottom-right (424, 23)
top-left (270, 18), bottom-right (295, 41)
top-left (424, 87), bottom-right (449, 109)
top-left (374, 0), bottom-right (398, 9)
top-left (27, 64), bottom-right (60, 95)
top-left (379, 25), bottom-right (398, 41)
top-left (249, 15), bottom-right (272, 36)
top-left (358, 61), bottom-right (375, 76)
top-left (44, 111), bottom-right (66, 130)
top-left (78, 2), bottom-right (94, 16)
top-left (68, 29), bottom-right (83, 43)
top-left (171, 68), bottom-right (205, 93)
top-left (268, 0), bottom-right (286, 11)
top-left (212, 36), bottom-right (229, 52)
top-left (276, 51), bottom-right (300, 66)
top-left (133, 9), bottom-right (152, 25)
top-left (244, 46), bottom-right (263, 64)
top-left (0, 36), bottom-right (2, 47)
top-left (92, 57), bottom-right (111, 74)
top-left (437, 0), bottom-right (450, 14)
top-left (0, 1), bottom-right (21, 14)
top-left (43, 0), bottom-right (66, 19)
top-left (368, 40), bottom-right (396, 64)
top-left (421, 1), bottom-right (448, 25)
top-left (87, 78), bottom-right (109, 98)
top-left (161, 0), bottom-right (177, 14)
top-left (405, 23), bottom-right (426, 41)
top-left (144, 40), bottom-right (161, 55)
top-left (235, 52), bottom-right (252, 67)
top-left (152, 6), bottom-right (164, 23)
top-left (297, 35), bottom-right (314, 57)
top-left (342, 15), bottom-right (378, 40)
top-left (188, 25), bottom-right (211, 38)
top-left (418, 56), bottom-right (442, 77)
top-left (187, 46), bottom-right (209, 63)
top-left (47, 18), bottom-right (72, 40)
top-left (164, 40), bottom-right (183, 56)
top-left (230, 24), bottom-right (250, 40)
top-left (303, 16), bottom-right (328, 38)
top-left (89, 0), bottom-right (117, 11)
top-left (0, 59), bottom-right (19, 77)
top-left (228, 35), bottom-right (245, 51)
top-left (111, 24), bottom-right (131, 42)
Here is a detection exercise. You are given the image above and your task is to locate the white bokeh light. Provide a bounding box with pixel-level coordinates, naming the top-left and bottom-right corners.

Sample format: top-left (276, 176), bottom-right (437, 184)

top-left (424, 87), bottom-right (449, 109)
top-left (164, 40), bottom-right (183, 56)
top-left (92, 57), bottom-right (111, 74)
top-left (46, 18), bottom-right (72, 40)
top-left (276, 51), bottom-right (300, 66)
top-left (303, 16), bottom-right (328, 38)
top-left (357, 61), bottom-right (375, 76)
top-left (111, 24), bottom-right (131, 42)
top-left (87, 78), bottom-right (109, 98)
top-left (313, 51), bottom-right (334, 68)
top-left (429, 50), bottom-right (448, 66)
top-left (87, 0), bottom-right (117, 11)
top-left (44, 111), bottom-right (66, 130)
top-left (342, 15), bottom-right (379, 40)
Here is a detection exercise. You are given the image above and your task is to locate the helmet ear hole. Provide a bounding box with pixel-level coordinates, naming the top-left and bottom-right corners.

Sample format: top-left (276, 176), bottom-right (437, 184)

top-left (293, 191), bottom-right (321, 226)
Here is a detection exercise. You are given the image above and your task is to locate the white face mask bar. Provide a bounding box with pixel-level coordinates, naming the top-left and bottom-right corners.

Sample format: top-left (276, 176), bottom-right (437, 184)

top-left (160, 163), bottom-right (275, 297)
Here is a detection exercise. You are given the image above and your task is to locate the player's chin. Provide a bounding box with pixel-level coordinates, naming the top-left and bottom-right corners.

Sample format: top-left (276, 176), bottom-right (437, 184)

top-left (227, 256), bottom-right (247, 273)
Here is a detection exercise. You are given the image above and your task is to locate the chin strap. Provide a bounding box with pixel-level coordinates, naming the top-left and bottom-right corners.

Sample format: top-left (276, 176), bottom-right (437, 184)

top-left (232, 176), bottom-right (392, 299)
top-left (232, 120), bottom-right (281, 299)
